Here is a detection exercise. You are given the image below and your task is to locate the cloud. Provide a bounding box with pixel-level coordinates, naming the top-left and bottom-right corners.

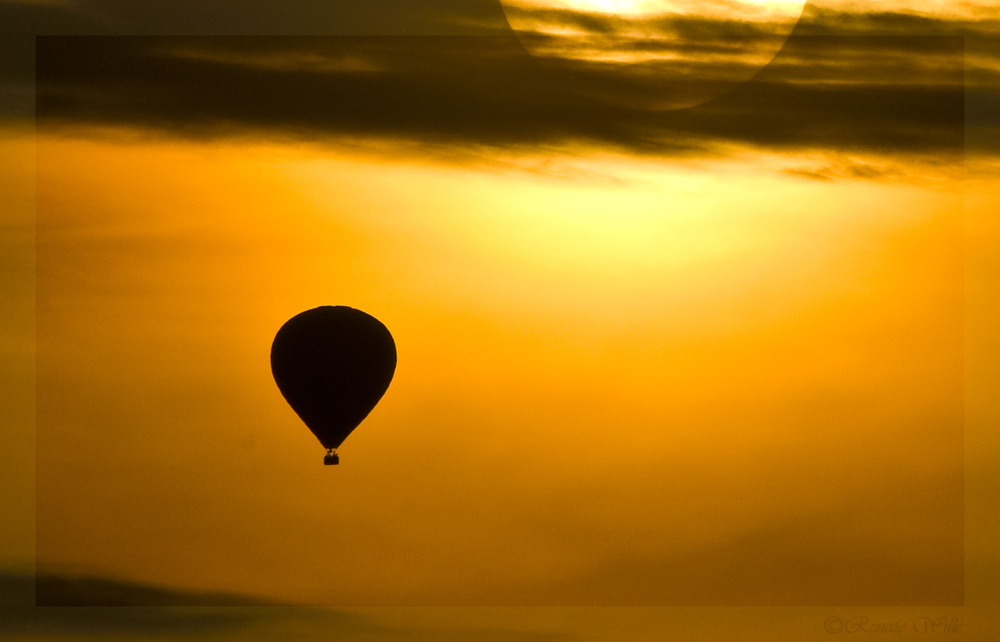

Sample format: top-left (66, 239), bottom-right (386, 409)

top-left (1, 572), bottom-right (573, 640)
top-left (2, 571), bottom-right (284, 636)
top-left (0, 1), bottom-right (511, 119)
top-left (796, 5), bottom-right (1000, 36)
top-left (0, 0), bottom-right (510, 37)
top-left (781, 159), bottom-right (912, 182)
top-left (32, 572), bottom-right (277, 606)
top-left (35, 33), bottom-right (968, 164)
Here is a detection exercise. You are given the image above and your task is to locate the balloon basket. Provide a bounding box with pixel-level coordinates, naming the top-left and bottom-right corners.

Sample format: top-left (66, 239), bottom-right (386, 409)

top-left (324, 450), bottom-right (339, 466)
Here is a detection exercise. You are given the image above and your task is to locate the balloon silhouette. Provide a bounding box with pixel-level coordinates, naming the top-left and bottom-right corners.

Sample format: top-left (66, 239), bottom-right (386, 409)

top-left (271, 306), bottom-right (396, 465)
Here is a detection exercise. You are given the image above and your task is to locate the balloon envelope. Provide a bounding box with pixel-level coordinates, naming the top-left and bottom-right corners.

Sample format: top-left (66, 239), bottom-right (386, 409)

top-left (271, 306), bottom-right (396, 450)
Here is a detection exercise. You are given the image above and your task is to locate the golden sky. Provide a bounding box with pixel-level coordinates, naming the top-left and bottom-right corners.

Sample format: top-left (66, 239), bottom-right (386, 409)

top-left (2, 0), bottom-right (1000, 638)
top-left (30, 130), bottom-right (964, 605)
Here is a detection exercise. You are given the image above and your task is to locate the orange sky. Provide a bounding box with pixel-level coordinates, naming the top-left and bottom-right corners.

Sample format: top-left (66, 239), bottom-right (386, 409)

top-left (1, 3), bottom-right (999, 639)
top-left (28, 132), bottom-right (966, 605)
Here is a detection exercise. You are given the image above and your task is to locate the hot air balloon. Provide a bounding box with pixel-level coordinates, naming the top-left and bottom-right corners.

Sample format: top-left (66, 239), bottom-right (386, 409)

top-left (271, 306), bottom-right (396, 465)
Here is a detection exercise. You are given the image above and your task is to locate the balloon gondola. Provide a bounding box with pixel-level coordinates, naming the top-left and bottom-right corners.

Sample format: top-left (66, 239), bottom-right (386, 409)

top-left (271, 306), bottom-right (396, 465)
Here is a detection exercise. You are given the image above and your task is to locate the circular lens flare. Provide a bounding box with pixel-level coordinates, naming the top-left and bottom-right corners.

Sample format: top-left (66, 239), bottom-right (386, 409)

top-left (501, 0), bottom-right (807, 110)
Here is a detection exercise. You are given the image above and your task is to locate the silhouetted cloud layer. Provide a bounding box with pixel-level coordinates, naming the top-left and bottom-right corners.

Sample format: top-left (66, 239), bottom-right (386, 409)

top-left (36, 34), bottom-right (968, 161)
top-left (1, 572), bottom-right (570, 640)
top-left (792, 5), bottom-right (1000, 160)
top-left (33, 573), bottom-right (275, 607)
top-left (0, 0), bottom-right (509, 119)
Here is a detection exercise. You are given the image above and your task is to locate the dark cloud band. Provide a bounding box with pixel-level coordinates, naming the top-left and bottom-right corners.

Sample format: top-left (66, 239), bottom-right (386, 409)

top-left (36, 34), bottom-right (968, 161)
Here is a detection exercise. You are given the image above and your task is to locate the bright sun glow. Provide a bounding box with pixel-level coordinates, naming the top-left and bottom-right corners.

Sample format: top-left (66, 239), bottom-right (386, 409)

top-left (543, 0), bottom-right (669, 16)
top-left (501, 0), bottom-right (808, 108)
top-left (515, 0), bottom-right (806, 18)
